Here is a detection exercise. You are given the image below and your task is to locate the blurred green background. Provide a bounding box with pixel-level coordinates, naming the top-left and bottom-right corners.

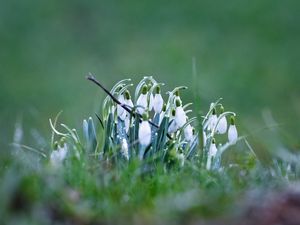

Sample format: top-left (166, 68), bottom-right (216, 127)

top-left (1, 0), bottom-right (300, 151)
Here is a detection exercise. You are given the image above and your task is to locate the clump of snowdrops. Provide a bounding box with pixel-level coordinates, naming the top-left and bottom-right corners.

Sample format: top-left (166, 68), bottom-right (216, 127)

top-left (49, 75), bottom-right (239, 170)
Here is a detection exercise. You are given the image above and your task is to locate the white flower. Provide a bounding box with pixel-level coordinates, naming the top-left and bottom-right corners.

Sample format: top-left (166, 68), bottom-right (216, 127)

top-left (117, 95), bottom-right (126, 120)
top-left (216, 116), bottom-right (227, 134)
top-left (121, 138), bottom-right (129, 160)
top-left (206, 139), bottom-right (217, 170)
top-left (184, 124), bottom-right (194, 142)
top-left (208, 114), bottom-right (217, 131)
top-left (50, 144), bottom-right (68, 167)
top-left (228, 124), bottom-right (238, 143)
top-left (153, 93), bottom-right (164, 114)
top-left (209, 142), bottom-right (218, 158)
top-left (138, 120), bottom-right (151, 146)
top-left (175, 106), bottom-right (187, 128)
top-left (136, 93), bottom-right (148, 115)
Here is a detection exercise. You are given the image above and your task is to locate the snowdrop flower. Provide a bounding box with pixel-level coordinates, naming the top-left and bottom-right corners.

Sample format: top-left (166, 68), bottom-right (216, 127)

top-left (228, 116), bottom-right (238, 143)
top-left (136, 85), bottom-right (148, 115)
top-left (209, 138), bottom-right (218, 157)
top-left (175, 99), bottom-right (187, 128)
top-left (153, 86), bottom-right (164, 114)
top-left (216, 106), bottom-right (228, 134)
top-left (121, 138), bottom-right (129, 160)
top-left (124, 90), bottom-right (134, 109)
top-left (117, 94), bottom-right (126, 120)
top-left (184, 124), bottom-right (194, 142)
top-left (208, 107), bottom-right (217, 131)
top-left (50, 143), bottom-right (68, 167)
top-left (138, 113), bottom-right (151, 146)
top-left (168, 109), bottom-right (178, 133)
top-left (206, 138), bottom-right (217, 170)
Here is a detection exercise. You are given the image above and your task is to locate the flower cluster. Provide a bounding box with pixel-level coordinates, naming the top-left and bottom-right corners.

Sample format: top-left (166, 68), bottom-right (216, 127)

top-left (92, 76), bottom-right (200, 164)
top-left (203, 103), bottom-right (238, 170)
top-left (49, 75), bottom-right (239, 170)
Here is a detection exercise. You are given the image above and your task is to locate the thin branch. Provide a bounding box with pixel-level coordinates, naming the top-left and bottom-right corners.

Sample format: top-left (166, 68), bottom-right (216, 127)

top-left (86, 74), bottom-right (173, 139)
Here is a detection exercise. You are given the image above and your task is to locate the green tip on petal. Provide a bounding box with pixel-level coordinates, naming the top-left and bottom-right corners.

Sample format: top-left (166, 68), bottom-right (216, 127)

top-left (220, 105), bottom-right (224, 113)
top-left (155, 85), bottom-right (160, 94)
top-left (142, 113), bottom-right (148, 121)
top-left (124, 90), bottom-right (131, 100)
top-left (171, 109), bottom-right (176, 117)
top-left (162, 103), bottom-right (167, 112)
top-left (59, 137), bottom-right (66, 148)
top-left (230, 116), bottom-right (235, 125)
top-left (142, 85), bottom-right (148, 94)
top-left (53, 141), bottom-right (59, 150)
top-left (175, 90), bottom-right (180, 97)
top-left (212, 138), bottom-right (216, 144)
top-left (175, 99), bottom-right (181, 107)
top-left (212, 107), bottom-right (216, 115)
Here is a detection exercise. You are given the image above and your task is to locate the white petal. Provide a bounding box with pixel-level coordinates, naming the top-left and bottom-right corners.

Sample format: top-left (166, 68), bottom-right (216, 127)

top-left (216, 116), bottom-right (228, 134)
top-left (121, 138), bottom-right (129, 160)
top-left (178, 153), bottom-right (185, 167)
top-left (138, 121), bottom-right (151, 146)
top-left (175, 106), bottom-right (187, 128)
top-left (117, 95), bottom-right (126, 120)
top-left (209, 143), bottom-right (218, 157)
top-left (228, 125), bottom-right (238, 143)
top-left (184, 124), bottom-right (193, 142)
top-left (136, 94), bottom-right (148, 114)
top-left (168, 120), bottom-right (178, 133)
top-left (125, 99), bottom-right (133, 109)
top-left (125, 116), bottom-right (130, 133)
top-left (153, 94), bottom-right (164, 114)
top-left (208, 114), bottom-right (218, 131)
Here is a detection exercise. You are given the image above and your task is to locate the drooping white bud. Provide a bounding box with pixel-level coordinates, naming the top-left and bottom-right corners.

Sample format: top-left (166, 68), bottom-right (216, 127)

top-left (228, 125), bottom-right (238, 143)
top-left (216, 116), bottom-right (228, 134)
top-left (175, 100), bottom-right (187, 128)
top-left (228, 116), bottom-right (238, 143)
top-left (121, 138), bottom-right (129, 160)
top-left (208, 108), bottom-right (217, 131)
top-left (138, 119), bottom-right (151, 146)
top-left (153, 94), bottom-right (164, 114)
top-left (184, 124), bottom-right (194, 142)
top-left (136, 94), bottom-right (148, 115)
top-left (209, 141), bottom-right (218, 158)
